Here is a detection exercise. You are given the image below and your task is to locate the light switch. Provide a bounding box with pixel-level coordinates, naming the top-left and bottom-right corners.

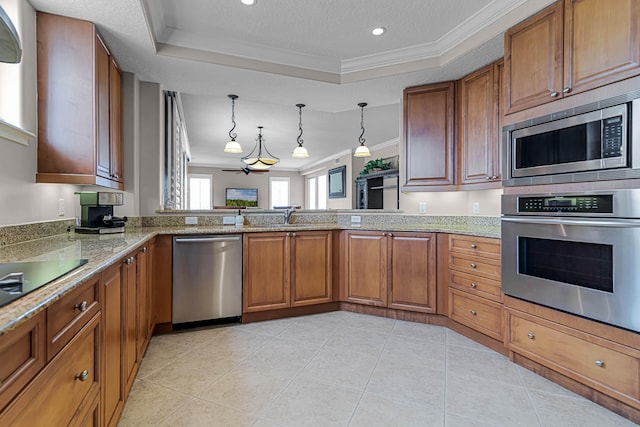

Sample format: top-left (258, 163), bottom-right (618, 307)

top-left (472, 202), bottom-right (480, 214)
top-left (418, 202), bottom-right (427, 213)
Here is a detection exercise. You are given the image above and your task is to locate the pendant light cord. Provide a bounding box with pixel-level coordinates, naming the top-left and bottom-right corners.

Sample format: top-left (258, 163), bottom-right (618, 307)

top-left (297, 104), bottom-right (304, 147)
top-left (228, 95), bottom-right (237, 141)
top-left (358, 103), bottom-right (367, 145)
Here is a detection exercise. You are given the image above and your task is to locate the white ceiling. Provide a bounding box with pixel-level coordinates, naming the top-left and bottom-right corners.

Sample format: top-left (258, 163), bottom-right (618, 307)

top-left (28, 0), bottom-right (555, 170)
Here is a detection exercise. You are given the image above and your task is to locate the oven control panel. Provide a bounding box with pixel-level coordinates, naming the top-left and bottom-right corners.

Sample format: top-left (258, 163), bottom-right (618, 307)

top-left (518, 195), bottom-right (613, 213)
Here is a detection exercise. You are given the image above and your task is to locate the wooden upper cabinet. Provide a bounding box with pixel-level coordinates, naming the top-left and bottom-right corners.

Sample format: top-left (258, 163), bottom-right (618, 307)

top-left (110, 58), bottom-right (124, 183)
top-left (505, 0), bottom-right (640, 114)
top-left (504, 1), bottom-right (563, 114)
top-left (458, 60), bottom-right (502, 186)
top-left (36, 12), bottom-right (124, 190)
top-left (345, 231), bottom-right (388, 306)
top-left (564, 0), bottom-right (640, 95)
top-left (402, 82), bottom-right (455, 190)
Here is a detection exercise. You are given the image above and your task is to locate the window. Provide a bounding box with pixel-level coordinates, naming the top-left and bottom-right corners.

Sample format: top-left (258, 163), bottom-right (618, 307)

top-left (270, 177), bottom-right (290, 208)
top-left (306, 173), bottom-right (327, 209)
top-left (188, 174), bottom-right (212, 210)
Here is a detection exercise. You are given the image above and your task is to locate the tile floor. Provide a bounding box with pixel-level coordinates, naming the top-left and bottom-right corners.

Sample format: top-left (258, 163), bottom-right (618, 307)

top-left (118, 311), bottom-right (636, 427)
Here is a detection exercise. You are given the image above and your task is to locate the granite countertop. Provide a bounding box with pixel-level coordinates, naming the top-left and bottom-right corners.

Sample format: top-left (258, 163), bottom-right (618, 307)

top-left (0, 223), bottom-right (500, 335)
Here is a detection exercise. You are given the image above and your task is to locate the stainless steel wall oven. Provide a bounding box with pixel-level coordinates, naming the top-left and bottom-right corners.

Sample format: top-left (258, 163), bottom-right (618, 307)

top-left (502, 189), bottom-right (640, 332)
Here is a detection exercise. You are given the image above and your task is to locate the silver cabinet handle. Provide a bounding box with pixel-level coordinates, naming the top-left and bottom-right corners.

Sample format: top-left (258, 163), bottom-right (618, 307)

top-left (75, 370), bottom-right (89, 381)
top-left (291, 232), bottom-right (296, 237)
top-left (382, 232), bottom-right (387, 236)
top-left (550, 91), bottom-right (559, 97)
top-left (470, 310), bottom-right (477, 316)
top-left (470, 244), bottom-right (477, 249)
top-left (141, 247), bottom-right (147, 253)
top-left (485, 176), bottom-right (491, 180)
top-left (470, 283), bottom-right (477, 288)
top-left (388, 232), bottom-right (393, 237)
top-left (74, 301), bottom-right (88, 312)
top-left (562, 87), bottom-right (571, 94)
top-left (175, 236), bottom-right (241, 243)
top-left (527, 333), bottom-right (535, 340)
top-left (595, 360), bottom-right (604, 367)
top-left (470, 263), bottom-right (477, 268)
top-left (491, 175), bottom-right (499, 180)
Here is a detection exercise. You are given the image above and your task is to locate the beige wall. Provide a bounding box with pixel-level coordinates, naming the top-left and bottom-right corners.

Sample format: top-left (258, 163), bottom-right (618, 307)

top-left (301, 152), bottom-right (353, 209)
top-left (0, 0), bottom-right (80, 227)
top-left (188, 166), bottom-right (304, 209)
top-left (400, 188), bottom-right (502, 216)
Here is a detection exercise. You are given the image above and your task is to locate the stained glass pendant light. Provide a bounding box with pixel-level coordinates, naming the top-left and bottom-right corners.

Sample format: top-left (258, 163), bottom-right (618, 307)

top-left (292, 103), bottom-right (309, 158)
top-left (224, 94), bottom-right (242, 153)
top-left (242, 126), bottom-right (279, 169)
top-left (354, 102), bottom-right (371, 157)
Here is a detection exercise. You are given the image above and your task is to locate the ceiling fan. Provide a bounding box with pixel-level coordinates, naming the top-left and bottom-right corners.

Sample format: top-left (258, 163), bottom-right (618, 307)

top-left (221, 167), bottom-right (270, 175)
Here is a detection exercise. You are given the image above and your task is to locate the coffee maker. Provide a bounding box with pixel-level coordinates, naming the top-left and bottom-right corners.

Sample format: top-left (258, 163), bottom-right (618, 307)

top-left (75, 192), bottom-right (128, 234)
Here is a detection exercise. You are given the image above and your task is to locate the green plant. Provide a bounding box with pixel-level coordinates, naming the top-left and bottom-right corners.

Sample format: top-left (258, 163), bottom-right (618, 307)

top-left (360, 158), bottom-right (392, 176)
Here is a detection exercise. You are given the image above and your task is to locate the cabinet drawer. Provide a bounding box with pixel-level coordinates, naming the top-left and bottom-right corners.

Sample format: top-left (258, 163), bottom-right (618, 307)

top-left (449, 270), bottom-right (502, 302)
top-left (47, 277), bottom-right (100, 360)
top-left (508, 312), bottom-right (640, 403)
top-left (0, 312), bottom-right (46, 412)
top-left (449, 289), bottom-right (503, 341)
top-left (449, 253), bottom-right (501, 281)
top-left (0, 313), bottom-right (100, 427)
top-left (449, 235), bottom-right (500, 259)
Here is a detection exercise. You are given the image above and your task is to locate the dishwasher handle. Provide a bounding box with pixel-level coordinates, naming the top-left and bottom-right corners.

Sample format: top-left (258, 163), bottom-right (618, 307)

top-left (174, 236), bottom-right (241, 243)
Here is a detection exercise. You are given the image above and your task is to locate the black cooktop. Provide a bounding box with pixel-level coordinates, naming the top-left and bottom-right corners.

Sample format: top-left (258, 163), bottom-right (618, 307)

top-left (0, 259), bottom-right (89, 308)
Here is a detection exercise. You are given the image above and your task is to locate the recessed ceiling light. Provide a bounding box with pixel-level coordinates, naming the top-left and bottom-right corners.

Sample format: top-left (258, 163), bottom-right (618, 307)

top-left (371, 27), bottom-right (386, 36)
top-left (241, 0), bottom-right (257, 5)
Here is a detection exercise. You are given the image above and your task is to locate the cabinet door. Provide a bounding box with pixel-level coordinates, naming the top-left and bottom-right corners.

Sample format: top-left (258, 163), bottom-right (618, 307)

top-left (459, 64), bottom-right (497, 184)
top-left (564, 0), bottom-right (640, 95)
top-left (402, 82), bottom-right (455, 189)
top-left (110, 58), bottom-right (123, 183)
top-left (291, 231), bottom-right (332, 307)
top-left (136, 245), bottom-right (150, 360)
top-left (95, 36), bottom-right (111, 181)
top-left (504, 1), bottom-right (563, 114)
top-left (243, 233), bottom-right (291, 312)
top-left (388, 232), bottom-right (437, 313)
top-left (102, 263), bottom-right (123, 427)
top-left (346, 231), bottom-right (388, 306)
top-left (122, 255), bottom-right (137, 396)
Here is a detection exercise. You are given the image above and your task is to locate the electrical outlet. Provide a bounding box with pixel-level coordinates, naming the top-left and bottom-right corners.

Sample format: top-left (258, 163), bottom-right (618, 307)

top-left (222, 216), bottom-right (235, 225)
top-left (58, 199), bottom-right (65, 216)
top-left (418, 202), bottom-right (427, 214)
top-left (472, 202), bottom-right (480, 214)
top-left (185, 216), bottom-right (198, 225)
top-left (351, 215), bottom-right (361, 225)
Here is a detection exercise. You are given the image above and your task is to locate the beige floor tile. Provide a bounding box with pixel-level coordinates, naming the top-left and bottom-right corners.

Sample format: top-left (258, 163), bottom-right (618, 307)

top-left (528, 390), bottom-right (637, 427)
top-left (197, 362), bottom-right (293, 416)
top-left (251, 418), bottom-right (286, 427)
top-left (446, 373), bottom-right (540, 427)
top-left (236, 318), bottom-right (295, 336)
top-left (446, 329), bottom-right (494, 352)
top-left (392, 320), bottom-right (447, 343)
top-left (300, 345), bottom-right (378, 390)
top-left (447, 346), bottom-right (521, 387)
top-left (118, 379), bottom-right (192, 426)
top-left (260, 376), bottom-right (361, 427)
top-left (367, 360), bottom-right (446, 408)
top-left (136, 338), bottom-right (193, 379)
top-left (325, 326), bottom-right (389, 356)
top-left (350, 392), bottom-right (444, 427)
top-left (240, 337), bottom-right (321, 373)
top-left (379, 335), bottom-right (446, 372)
top-left (144, 350), bottom-right (237, 395)
top-left (277, 321), bottom-right (337, 345)
top-left (342, 312), bottom-right (397, 332)
top-left (157, 397), bottom-right (255, 427)
top-left (516, 366), bottom-right (580, 399)
top-left (154, 325), bottom-right (232, 349)
top-left (445, 413), bottom-right (503, 427)
top-left (198, 328), bottom-right (269, 361)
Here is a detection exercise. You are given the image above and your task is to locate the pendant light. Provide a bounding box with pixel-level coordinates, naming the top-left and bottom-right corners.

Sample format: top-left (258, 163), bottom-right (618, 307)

top-left (242, 126), bottom-right (279, 169)
top-left (292, 103), bottom-right (309, 158)
top-left (354, 102), bottom-right (371, 157)
top-left (224, 94), bottom-right (242, 153)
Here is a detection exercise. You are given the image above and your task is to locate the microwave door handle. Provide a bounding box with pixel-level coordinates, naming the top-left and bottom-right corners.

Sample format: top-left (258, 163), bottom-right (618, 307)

top-left (501, 217), bottom-right (640, 227)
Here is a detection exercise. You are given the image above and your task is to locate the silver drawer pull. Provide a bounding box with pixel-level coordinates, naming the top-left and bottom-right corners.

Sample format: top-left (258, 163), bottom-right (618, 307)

top-left (470, 263), bottom-right (477, 268)
top-left (470, 283), bottom-right (477, 288)
top-left (527, 333), bottom-right (535, 340)
top-left (470, 244), bottom-right (477, 248)
top-left (74, 301), bottom-right (88, 312)
top-left (75, 370), bottom-right (89, 381)
top-left (470, 310), bottom-right (477, 316)
top-left (550, 91), bottom-right (559, 97)
top-left (595, 360), bottom-right (604, 368)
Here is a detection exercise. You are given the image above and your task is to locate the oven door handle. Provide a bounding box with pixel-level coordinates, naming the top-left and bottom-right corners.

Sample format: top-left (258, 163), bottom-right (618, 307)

top-left (501, 217), bottom-right (640, 227)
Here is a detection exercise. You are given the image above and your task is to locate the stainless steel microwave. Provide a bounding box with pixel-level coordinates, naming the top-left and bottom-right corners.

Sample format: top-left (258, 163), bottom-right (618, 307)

top-left (503, 98), bottom-right (640, 185)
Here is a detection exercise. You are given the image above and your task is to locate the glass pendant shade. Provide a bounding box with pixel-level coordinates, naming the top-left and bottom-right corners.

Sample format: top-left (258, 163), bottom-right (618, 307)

top-left (224, 94), bottom-right (242, 153)
top-left (354, 102), bottom-right (371, 157)
top-left (242, 126), bottom-right (279, 169)
top-left (292, 146), bottom-right (309, 158)
top-left (292, 103), bottom-right (309, 158)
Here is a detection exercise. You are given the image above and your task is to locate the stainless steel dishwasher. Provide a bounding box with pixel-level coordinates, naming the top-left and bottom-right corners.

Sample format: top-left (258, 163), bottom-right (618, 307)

top-left (172, 235), bottom-right (242, 325)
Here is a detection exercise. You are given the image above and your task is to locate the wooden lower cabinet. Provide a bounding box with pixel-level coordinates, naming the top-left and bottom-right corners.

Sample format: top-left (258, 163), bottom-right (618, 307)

top-left (244, 231), bottom-right (333, 312)
top-left (449, 289), bottom-right (503, 341)
top-left (506, 306), bottom-right (640, 409)
top-left (122, 253), bottom-right (138, 395)
top-left (0, 314), bottom-right (101, 427)
top-left (137, 243), bottom-right (152, 359)
top-left (345, 231), bottom-right (388, 306)
top-left (102, 262), bottom-right (124, 427)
